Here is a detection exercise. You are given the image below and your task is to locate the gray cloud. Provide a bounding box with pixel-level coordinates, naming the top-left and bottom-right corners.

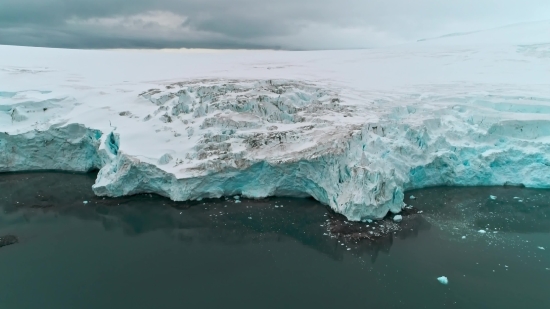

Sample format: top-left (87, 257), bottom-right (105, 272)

top-left (1, 0), bottom-right (549, 50)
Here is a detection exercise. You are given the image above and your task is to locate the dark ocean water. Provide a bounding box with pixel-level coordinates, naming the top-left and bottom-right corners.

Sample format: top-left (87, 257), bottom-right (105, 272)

top-left (0, 172), bottom-right (548, 309)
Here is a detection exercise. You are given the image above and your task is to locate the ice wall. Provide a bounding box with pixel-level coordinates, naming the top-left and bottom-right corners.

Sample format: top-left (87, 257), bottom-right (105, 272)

top-left (0, 124), bottom-right (102, 172)
top-left (90, 114), bottom-right (550, 220)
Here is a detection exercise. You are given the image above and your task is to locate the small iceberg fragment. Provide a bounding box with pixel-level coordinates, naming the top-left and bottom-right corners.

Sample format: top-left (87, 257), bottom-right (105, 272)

top-left (233, 195), bottom-right (240, 200)
top-left (489, 195), bottom-right (497, 200)
top-left (410, 195), bottom-right (416, 200)
top-left (478, 230), bottom-right (487, 234)
top-left (83, 201), bottom-right (88, 204)
top-left (437, 276), bottom-right (448, 285)
top-left (461, 236), bottom-right (466, 239)
top-left (393, 215), bottom-right (403, 222)
top-left (538, 246), bottom-right (545, 250)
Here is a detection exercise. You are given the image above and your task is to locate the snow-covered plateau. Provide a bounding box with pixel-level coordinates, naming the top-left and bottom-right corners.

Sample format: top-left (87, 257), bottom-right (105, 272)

top-left (1, 21), bottom-right (550, 220)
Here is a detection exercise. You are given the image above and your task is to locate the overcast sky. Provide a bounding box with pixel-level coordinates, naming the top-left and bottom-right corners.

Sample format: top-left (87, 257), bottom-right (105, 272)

top-left (1, 0), bottom-right (549, 50)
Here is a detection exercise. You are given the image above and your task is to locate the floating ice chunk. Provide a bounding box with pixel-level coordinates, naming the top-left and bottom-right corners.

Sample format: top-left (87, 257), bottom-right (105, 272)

top-left (393, 215), bottom-right (403, 222)
top-left (538, 246), bottom-right (545, 250)
top-left (462, 236), bottom-right (466, 239)
top-left (347, 248), bottom-right (351, 251)
top-left (235, 200), bottom-right (241, 203)
top-left (410, 195), bottom-right (416, 200)
top-left (478, 230), bottom-right (487, 234)
top-left (489, 195), bottom-right (497, 200)
top-left (367, 219), bottom-right (373, 223)
top-left (83, 201), bottom-right (88, 204)
top-left (437, 276), bottom-right (448, 285)
top-left (513, 197), bottom-right (520, 199)
top-left (233, 196), bottom-right (240, 200)
top-left (248, 217), bottom-right (252, 219)
top-left (275, 205), bottom-right (279, 208)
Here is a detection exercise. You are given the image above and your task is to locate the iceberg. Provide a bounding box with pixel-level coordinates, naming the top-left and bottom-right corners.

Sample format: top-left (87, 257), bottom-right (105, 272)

top-left (1, 21), bottom-right (550, 221)
top-left (437, 276), bottom-right (449, 285)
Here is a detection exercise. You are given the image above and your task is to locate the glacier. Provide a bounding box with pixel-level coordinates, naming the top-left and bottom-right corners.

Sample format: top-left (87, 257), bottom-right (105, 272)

top-left (1, 21), bottom-right (550, 221)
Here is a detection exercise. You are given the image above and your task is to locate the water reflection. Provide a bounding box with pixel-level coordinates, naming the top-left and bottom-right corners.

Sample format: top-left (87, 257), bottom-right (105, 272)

top-left (0, 172), bottom-right (431, 262)
top-left (2, 173), bottom-right (550, 309)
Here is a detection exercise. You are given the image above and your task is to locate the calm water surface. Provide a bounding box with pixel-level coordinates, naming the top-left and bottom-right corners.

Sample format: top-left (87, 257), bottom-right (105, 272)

top-left (0, 172), bottom-right (549, 309)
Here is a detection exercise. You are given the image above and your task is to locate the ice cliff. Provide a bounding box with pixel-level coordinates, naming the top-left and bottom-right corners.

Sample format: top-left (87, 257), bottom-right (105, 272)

top-left (92, 81), bottom-right (550, 220)
top-left (1, 21), bottom-right (550, 220)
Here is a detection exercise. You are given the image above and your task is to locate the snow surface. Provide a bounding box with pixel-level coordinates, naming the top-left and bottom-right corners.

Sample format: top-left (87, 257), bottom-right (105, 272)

top-left (1, 21), bottom-right (550, 220)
